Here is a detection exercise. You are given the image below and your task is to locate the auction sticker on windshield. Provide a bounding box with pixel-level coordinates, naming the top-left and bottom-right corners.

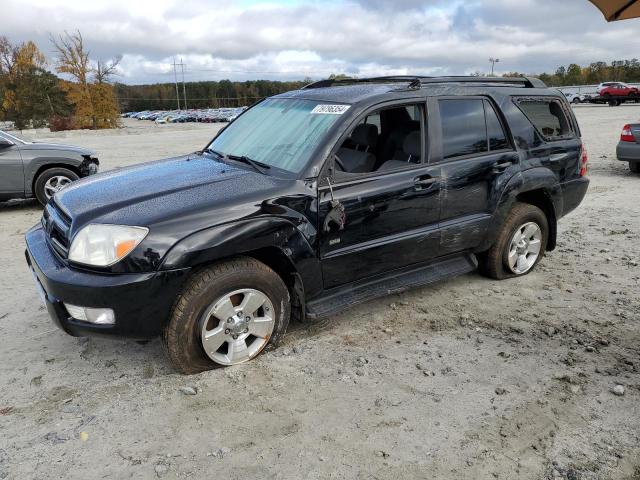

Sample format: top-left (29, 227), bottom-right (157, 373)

top-left (311, 104), bottom-right (350, 115)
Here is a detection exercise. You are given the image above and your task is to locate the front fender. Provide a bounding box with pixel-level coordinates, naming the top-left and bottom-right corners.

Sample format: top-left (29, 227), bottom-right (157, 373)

top-left (161, 217), bottom-right (323, 297)
top-left (24, 155), bottom-right (84, 195)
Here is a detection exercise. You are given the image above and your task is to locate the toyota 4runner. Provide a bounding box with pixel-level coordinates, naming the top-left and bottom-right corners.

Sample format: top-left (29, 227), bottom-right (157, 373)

top-left (25, 76), bottom-right (589, 373)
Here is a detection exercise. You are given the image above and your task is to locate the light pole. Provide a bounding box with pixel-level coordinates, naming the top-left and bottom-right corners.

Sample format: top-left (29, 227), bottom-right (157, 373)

top-left (489, 58), bottom-right (500, 76)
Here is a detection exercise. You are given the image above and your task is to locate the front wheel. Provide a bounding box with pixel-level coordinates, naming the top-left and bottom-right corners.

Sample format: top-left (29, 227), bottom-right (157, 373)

top-left (34, 167), bottom-right (79, 205)
top-left (478, 203), bottom-right (548, 280)
top-left (162, 257), bottom-right (290, 374)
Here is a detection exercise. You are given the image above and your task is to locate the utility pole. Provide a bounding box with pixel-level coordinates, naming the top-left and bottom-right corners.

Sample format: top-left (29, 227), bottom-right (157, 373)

top-left (180, 58), bottom-right (187, 110)
top-left (489, 58), bottom-right (500, 76)
top-left (172, 58), bottom-right (181, 110)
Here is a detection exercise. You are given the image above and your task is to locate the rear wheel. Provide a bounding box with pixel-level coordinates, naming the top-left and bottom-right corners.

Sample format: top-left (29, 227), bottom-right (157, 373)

top-left (34, 167), bottom-right (78, 205)
top-left (478, 203), bottom-right (548, 280)
top-left (162, 257), bottom-right (290, 374)
top-left (630, 162), bottom-right (640, 173)
top-left (572, 97), bottom-right (580, 104)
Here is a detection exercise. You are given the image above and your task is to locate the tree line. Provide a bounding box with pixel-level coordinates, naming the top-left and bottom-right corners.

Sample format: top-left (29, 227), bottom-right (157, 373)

top-left (504, 59), bottom-right (640, 87)
top-left (114, 79), bottom-right (310, 112)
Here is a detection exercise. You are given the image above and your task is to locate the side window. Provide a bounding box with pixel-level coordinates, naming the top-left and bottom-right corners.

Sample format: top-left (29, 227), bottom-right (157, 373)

top-left (334, 103), bottom-right (425, 177)
top-left (364, 112), bottom-right (381, 132)
top-left (516, 99), bottom-right (572, 140)
top-left (484, 100), bottom-right (509, 151)
top-left (439, 99), bottom-right (487, 159)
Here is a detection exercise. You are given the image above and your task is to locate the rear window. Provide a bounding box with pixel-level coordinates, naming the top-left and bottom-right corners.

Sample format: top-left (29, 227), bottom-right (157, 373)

top-left (438, 98), bottom-right (510, 159)
top-left (516, 98), bottom-right (572, 140)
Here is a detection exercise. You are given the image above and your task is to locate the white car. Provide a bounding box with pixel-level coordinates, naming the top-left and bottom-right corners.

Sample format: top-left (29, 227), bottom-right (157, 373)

top-left (563, 92), bottom-right (586, 104)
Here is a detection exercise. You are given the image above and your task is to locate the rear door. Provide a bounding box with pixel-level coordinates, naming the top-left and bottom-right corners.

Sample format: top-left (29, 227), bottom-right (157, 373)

top-left (0, 134), bottom-right (24, 197)
top-left (431, 97), bottom-right (520, 255)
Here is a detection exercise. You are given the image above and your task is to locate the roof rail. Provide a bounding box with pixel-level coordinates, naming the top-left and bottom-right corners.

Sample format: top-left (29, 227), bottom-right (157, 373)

top-left (302, 75), bottom-right (547, 90)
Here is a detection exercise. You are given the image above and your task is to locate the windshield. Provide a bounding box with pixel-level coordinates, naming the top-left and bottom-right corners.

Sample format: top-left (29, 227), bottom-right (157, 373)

top-left (0, 130), bottom-right (27, 144)
top-left (207, 98), bottom-right (347, 174)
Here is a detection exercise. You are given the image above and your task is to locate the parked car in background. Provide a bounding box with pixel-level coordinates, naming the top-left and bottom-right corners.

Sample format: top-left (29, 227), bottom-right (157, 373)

top-left (598, 82), bottom-right (639, 98)
top-left (122, 107), bottom-right (249, 124)
top-left (0, 130), bottom-right (99, 205)
top-left (25, 75), bottom-right (589, 373)
top-left (617, 124), bottom-right (640, 173)
top-left (563, 91), bottom-right (589, 104)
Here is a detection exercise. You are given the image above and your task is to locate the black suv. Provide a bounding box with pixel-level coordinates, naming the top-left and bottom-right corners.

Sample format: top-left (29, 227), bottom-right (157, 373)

top-left (25, 76), bottom-right (589, 373)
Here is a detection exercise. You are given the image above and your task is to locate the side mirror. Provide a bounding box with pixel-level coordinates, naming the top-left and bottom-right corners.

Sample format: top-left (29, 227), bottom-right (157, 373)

top-left (0, 138), bottom-right (13, 148)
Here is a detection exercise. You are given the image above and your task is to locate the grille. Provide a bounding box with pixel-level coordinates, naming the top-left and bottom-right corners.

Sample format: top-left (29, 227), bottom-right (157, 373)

top-left (42, 202), bottom-right (71, 259)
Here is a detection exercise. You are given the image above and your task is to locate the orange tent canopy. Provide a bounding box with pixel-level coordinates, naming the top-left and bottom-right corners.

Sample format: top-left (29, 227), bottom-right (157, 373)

top-left (588, 0), bottom-right (640, 21)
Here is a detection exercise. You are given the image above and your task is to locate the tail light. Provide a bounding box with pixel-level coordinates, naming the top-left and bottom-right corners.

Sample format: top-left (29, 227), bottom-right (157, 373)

top-left (621, 124), bottom-right (635, 142)
top-left (580, 145), bottom-right (588, 177)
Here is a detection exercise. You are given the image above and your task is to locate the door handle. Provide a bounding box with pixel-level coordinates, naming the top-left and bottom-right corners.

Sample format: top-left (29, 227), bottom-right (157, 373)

top-left (491, 161), bottom-right (512, 173)
top-left (413, 176), bottom-right (440, 190)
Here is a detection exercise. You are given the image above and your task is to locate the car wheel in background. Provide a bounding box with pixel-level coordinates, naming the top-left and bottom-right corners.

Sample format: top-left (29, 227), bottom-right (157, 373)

top-left (630, 162), bottom-right (640, 174)
top-left (162, 256), bottom-right (290, 374)
top-left (478, 202), bottom-right (548, 280)
top-left (34, 167), bottom-right (79, 206)
top-left (572, 97), bottom-right (580, 104)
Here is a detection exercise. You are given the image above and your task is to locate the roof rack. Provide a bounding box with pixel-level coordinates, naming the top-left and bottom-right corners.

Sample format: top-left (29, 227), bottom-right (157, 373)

top-left (302, 75), bottom-right (547, 90)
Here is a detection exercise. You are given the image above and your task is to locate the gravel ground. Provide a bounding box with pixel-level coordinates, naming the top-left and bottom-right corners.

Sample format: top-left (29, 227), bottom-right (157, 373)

top-left (1, 107), bottom-right (639, 480)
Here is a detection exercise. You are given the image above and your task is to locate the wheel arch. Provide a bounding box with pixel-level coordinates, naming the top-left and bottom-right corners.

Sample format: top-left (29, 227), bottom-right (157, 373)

top-left (489, 169), bottom-right (561, 252)
top-left (161, 217), bottom-right (323, 319)
top-left (514, 189), bottom-right (557, 251)
top-left (30, 162), bottom-right (81, 197)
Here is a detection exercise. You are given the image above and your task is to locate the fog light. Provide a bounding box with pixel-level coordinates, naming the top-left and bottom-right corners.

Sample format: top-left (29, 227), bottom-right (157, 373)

top-left (64, 303), bottom-right (115, 325)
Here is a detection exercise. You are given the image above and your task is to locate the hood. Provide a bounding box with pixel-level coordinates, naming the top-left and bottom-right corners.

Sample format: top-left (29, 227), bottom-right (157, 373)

top-left (54, 154), bottom-right (292, 239)
top-left (22, 142), bottom-right (96, 156)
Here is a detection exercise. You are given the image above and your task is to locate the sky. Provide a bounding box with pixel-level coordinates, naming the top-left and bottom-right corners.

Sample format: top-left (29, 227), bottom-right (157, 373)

top-left (3, 0), bottom-right (640, 84)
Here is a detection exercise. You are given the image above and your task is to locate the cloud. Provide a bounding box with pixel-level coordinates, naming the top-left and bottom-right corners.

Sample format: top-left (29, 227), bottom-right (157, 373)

top-left (2, 0), bottom-right (640, 84)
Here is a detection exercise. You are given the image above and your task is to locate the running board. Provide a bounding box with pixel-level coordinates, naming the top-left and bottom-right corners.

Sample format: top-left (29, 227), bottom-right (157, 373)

top-left (306, 254), bottom-right (477, 319)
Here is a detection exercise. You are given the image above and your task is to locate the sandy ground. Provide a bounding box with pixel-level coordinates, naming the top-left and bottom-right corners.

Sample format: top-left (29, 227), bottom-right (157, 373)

top-left (1, 108), bottom-right (639, 480)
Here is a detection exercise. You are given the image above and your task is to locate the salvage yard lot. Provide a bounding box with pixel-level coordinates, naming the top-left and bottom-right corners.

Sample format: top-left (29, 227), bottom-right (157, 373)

top-left (1, 107), bottom-right (639, 479)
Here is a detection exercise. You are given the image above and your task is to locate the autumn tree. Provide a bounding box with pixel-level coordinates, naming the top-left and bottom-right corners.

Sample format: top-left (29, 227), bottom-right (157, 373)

top-left (50, 30), bottom-right (120, 129)
top-left (0, 38), bottom-right (70, 128)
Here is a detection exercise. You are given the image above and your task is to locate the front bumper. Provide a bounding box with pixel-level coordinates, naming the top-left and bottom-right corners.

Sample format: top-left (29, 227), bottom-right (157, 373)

top-left (79, 156), bottom-right (100, 177)
top-left (616, 141), bottom-right (640, 162)
top-left (25, 225), bottom-right (190, 339)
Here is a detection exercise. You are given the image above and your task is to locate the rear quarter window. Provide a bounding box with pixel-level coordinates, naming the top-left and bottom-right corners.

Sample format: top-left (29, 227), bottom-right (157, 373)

top-left (515, 98), bottom-right (573, 141)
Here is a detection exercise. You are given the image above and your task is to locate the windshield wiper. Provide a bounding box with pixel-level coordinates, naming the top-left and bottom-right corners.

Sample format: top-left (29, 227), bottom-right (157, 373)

top-left (226, 154), bottom-right (271, 175)
top-left (203, 147), bottom-right (227, 160)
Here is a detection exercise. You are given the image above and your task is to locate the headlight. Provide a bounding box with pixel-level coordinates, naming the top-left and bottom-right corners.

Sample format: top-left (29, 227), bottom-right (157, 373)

top-left (68, 224), bottom-right (149, 267)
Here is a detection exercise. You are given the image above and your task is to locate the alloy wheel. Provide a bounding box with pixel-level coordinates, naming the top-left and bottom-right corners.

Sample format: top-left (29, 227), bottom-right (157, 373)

top-left (43, 175), bottom-right (72, 199)
top-left (200, 288), bottom-right (275, 365)
top-left (507, 221), bottom-right (542, 275)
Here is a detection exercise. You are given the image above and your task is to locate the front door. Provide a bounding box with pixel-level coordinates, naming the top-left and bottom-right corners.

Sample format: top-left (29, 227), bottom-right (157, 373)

top-left (0, 140), bottom-right (24, 196)
top-left (318, 101), bottom-right (442, 289)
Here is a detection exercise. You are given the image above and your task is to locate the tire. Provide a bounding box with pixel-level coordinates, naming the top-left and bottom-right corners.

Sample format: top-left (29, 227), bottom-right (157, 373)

top-left (478, 202), bottom-right (549, 280)
top-left (572, 97), bottom-right (580, 104)
top-left (630, 162), bottom-right (640, 174)
top-left (34, 167), bottom-right (79, 206)
top-left (162, 256), bottom-right (290, 374)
